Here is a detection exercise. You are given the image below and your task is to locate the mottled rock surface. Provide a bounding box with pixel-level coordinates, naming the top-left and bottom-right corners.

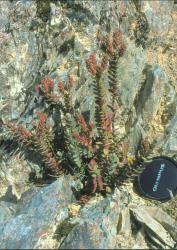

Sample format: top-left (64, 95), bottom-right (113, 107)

top-left (0, 0), bottom-right (177, 249)
top-left (141, 0), bottom-right (174, 38)
top-left (60, 189), bottom-right (120, 249)
top-left (0, 176), bottom-right (75, 249)
top-left (0, 178), bottom-right (176, 249)
top-left (143, 206), bottom-right (177, 240)
top-left (0, 201), bottom-right (16, 225)
top-left (130, 206), bottom-right (175, 248)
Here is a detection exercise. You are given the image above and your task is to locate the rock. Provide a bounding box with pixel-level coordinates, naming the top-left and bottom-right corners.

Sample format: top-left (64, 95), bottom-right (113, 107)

top-left (145, 229), bottom-right (169, 249)
top-left (0, 1), bottom-right (177, 248)
top-left (132, 228), bottom-right (149, 249)
top-left (0, 1), bottom-right (10, 31)
top-left (130, 206), bottom-right (176, 248)
top-left (0, 201), bottom-right (16, 225)
top-left (143, 206), bottom-right (177, 241)
top-left (0, 154), bottom-right (36, 199)
top-left (116, 207), bottom-right (135, 249)
top-left (117, 207), bottom-right (131, 236)
top-left (163, 115), bottom-right (177, 153)
top-left (0, 0), bottom-right (74, 122)
top-left (127, 122), bottom-right (143, 154)
top-left (0, 0), bottom-right (40, 121)
top-left (118, 40), bottom-right (146, 110)
top-left (0, 176), bottom-right (75, 249)
top-left (141, 0), bottom-right (174, 38)
top-left (60, 189), bottom-right (120, 249)
top-left (137, 65), bottom-right (167, 123)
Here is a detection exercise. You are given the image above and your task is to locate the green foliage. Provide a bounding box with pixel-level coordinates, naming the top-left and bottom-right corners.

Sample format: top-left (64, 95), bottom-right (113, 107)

top-left (54, 218), bottom-right (77, 240)
top-left (36, 0), bottom-right (51, 22)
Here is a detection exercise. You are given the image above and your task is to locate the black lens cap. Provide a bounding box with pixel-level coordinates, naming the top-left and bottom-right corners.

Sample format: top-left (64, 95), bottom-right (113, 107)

top-left (138, 156), bottom-right (177, 201)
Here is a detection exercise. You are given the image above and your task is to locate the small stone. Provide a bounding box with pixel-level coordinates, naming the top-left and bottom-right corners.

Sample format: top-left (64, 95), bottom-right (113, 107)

top-left (68, 203), bottom-right (81, 217)
top-left (117, 207), bottom-right (131, 236)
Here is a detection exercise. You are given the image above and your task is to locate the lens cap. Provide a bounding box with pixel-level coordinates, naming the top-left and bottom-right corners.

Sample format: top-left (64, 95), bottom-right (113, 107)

top-left (138, 156), bottom-right (177, 201)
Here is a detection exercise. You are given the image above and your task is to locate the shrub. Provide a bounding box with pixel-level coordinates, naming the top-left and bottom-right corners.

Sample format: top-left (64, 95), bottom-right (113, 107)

top-left (2, 30), bottom-right (152, 204)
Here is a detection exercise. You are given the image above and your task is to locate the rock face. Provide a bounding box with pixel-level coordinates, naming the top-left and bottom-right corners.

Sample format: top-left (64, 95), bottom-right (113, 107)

top-left (0, 0), bottom-right (177, 249)
top-left (143, 206), bottom-right (177, 241)
top-left (0, 176), bottom-right (75, 249)
top-left (137, 65), bottom-right (167, 122)
top-left (0, 0), bottom-right (176, 153)
top-left (60, 189), bottom-right (120, 249)
top-left (0, 180), bottom-right (176, 249)
top-left (141, 0), bottom-right (174, 38)
top-left (130, 206), bottom-right (175, 248)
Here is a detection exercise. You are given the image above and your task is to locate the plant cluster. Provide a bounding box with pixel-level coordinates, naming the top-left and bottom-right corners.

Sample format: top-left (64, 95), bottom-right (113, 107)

top-left (2, 30), bottom-right (152, 204)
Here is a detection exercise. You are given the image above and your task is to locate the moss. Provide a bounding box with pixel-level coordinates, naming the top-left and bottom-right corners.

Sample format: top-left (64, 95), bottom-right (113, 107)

top-left (161, 102), bottom-right (176, 125)
top-left (36, 0), bottom-right (51, 22)
top-left (132, 0), bottom-right (150, 49)
top-left (132, 0), bottom-right (141, 11)
top-left (58, 36), bottom-right (75, 54)
top-left (54, 218), bottom-right (77, 240)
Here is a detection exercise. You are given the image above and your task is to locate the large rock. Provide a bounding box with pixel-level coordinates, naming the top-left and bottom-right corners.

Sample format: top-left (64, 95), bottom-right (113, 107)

top-left (0, 154), bottom-right (35, 199)
top-left (0, 176), bottom-right (75, 249)
top-left (0, 0), bottom-right (174, 121)
top-left (0, 201), bottom-right (16, 225)
top-left (0, 1), bottom-right (177, 249)
top-left (130, 205), bottom-right (176, 248)
top-left (0, 0), bottom-right (40, 120)
top-left (143, 206), bottom-right (177, 241)
top-left (118, 41), bottom-right (146, 109)
top-left (141, 0), bottom-right (174, 38)
top-left (60, 189), bottom-right (120, 249)
top-left (137, 65), bottom-right (167, 122)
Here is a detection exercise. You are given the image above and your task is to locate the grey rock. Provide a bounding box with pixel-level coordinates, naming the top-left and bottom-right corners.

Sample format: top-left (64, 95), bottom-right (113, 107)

top-left (163, 115), bottom-right (177, 153)
top-left (0, 201), bottom-right (16, 225)
top-left (143, 206), bottom-right (177, 241)
top-left (60, 221), bottom-right (108, 250)
top-left (118, 41), bottom-right (146, 109)
top-left (0, 0), bottom-right (176, 248)
top-left (0, 1), bottom-right (10, 31)
top-left (60, 189), bottom-right (120, 249)
top-left (117, 207), bottom-right (132, 236)
top-left (161, 82), bottom-right (177, 127)
top-left (0, 176), bottom-right (75, 249)
top-left (132, 228), bottom-right (149, 249)
top-left (141, 0), bottom-right (174, 38)
top-left (127, 122), bottom-right (144, 154)
top-left (0, 0), bottom-right (40, 121)
top-left (0, 155), bottom-right (34, 200)
top-left (145, 229), bottom-right (170, 249)
top-left (137, 65), bottom-right (167, 123)
top-left (15, 186), bottom-right (42, 214)
top-left (130, 206), bottom-right (175, 248)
